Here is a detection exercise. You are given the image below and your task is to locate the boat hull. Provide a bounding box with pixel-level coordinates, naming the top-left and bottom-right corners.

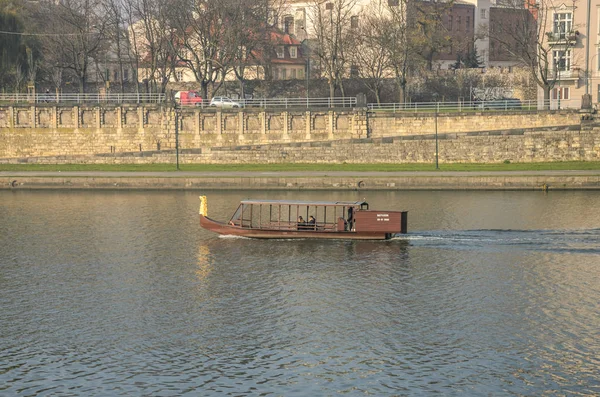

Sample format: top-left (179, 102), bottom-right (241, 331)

top-left (200, 215), bottom-right (394, 240)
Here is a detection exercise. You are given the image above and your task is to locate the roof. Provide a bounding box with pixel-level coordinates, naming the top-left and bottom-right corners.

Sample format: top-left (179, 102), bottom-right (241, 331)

top-left (240, 199), bottom-right (367, 206)
top-left (270, 31), bottom-right (302, 46)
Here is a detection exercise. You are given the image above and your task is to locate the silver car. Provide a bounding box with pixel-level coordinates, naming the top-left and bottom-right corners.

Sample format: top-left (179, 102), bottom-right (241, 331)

top-left (209, 96), bottom-right (242, 108)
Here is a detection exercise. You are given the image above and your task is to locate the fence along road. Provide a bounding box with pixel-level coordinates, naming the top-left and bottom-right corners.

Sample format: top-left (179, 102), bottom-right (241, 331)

top-left (0, 93), bottom-right (587, 112)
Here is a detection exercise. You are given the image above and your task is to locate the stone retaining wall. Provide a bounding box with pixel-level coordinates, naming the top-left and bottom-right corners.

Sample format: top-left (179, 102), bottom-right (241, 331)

top-left (0, 104), bottom-right (585, 161)
top-left (3, 126), bottom-right (598, 165)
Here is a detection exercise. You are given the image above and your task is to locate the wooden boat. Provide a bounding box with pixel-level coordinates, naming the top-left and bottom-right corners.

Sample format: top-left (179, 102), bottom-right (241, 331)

top-left (199, 196), bottom-right (408, 240)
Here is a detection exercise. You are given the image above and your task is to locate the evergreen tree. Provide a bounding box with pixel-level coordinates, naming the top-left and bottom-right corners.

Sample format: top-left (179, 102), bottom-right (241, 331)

top-left (465, 47), bottom-right (482, 68)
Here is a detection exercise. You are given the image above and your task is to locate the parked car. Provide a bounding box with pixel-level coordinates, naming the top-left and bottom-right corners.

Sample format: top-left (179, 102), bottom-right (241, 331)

top-left (476, 98), bottom-right (522, 110)
top-left (209, 96), bottom-right (242, 108)
top-left (175, 91), bottom-right (203, 106)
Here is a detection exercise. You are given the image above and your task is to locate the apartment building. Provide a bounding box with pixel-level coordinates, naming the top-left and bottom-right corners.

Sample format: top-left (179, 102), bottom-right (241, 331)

top-left (284, 0), bottom-right (522, 70)
top-left (539, 0), bottom-right (598, 107)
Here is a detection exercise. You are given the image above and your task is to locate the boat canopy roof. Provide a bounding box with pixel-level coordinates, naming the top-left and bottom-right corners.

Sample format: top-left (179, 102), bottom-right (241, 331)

top-left (239, 199), bottom-right (367, 207)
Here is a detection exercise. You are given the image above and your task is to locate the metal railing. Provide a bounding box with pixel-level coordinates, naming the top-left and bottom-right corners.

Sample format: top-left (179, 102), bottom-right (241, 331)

top-left (367, 99), bottom-right (584, 113)
top-left (241, 96), bottom-right (356, 109)
top-left (0, 94), bottom-right (587, 112)
top-left (0, 93), bottom-right (166, 104)
top-left (178, 96), bottom-right (357, 109)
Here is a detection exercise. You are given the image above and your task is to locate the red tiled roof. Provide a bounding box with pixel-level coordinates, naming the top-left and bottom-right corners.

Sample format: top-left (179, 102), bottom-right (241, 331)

top-left (269, 31), bottom-right (302, 45)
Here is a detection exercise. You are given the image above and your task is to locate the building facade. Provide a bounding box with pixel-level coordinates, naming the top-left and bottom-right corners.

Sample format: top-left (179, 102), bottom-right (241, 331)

top-left (539, 0), bottom-right (599, 108)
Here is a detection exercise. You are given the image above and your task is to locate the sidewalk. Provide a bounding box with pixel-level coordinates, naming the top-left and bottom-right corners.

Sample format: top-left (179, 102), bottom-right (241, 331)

top-left (2, 170), bottom-right (599, 190)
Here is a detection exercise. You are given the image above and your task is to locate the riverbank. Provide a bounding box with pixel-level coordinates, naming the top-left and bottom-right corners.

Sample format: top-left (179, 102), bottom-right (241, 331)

top-left (2, 170), bottom-right (599, 190)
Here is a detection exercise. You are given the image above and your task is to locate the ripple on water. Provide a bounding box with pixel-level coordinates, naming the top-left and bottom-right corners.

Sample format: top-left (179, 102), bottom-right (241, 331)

top-left (1, 192), bottom-right (600, 395)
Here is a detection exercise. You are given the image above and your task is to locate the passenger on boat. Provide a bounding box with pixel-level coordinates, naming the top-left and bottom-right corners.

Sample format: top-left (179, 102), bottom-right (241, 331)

top-left (297, 216), bottom-right (305, 230)
top-left (347, 208), bottom-right (354, 231)
top-left (308, 216), bottom-right (316, 229)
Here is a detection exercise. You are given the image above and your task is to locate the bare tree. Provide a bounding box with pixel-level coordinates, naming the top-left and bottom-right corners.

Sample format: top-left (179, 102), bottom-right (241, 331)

top-left (383, 0), bottom-right (414, 103)
top-left (126, 0), bottom-right (177, 95)
top-left (222, 0), bottom-right (272, 99)
top-left (308, 0), bottom-right (357, 99)
top-left (410, 0), bottom-right (453, 71)
top-left (168, 0), bottom-right (234, 99)
top-left (48, 66), bottom-right (64, 93)
top-left (14, 60), bottom-right (24, 92)
top-left (101, 0), bottom-right (129, 93)
top-left (347, 1), bottom-right (391, 104)
top-left (36, 0), bottom-right (109, 93)
top-left (486, 0), bottom-right (580, 107)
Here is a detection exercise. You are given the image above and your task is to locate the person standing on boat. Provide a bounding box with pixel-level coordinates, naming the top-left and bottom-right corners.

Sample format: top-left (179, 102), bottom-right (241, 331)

top-left (347, 208), bottom-right (354, 231)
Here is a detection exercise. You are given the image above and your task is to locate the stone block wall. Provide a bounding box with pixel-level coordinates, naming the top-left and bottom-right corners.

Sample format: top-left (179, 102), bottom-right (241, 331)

top-left (368, 111), bottom-right (581, 137)
top-left (0, 104), bottom-right (588, 162)
top-left (0, 105), bottom-right (370, 159)
top-left (168, 129), bottom-right (599, 165)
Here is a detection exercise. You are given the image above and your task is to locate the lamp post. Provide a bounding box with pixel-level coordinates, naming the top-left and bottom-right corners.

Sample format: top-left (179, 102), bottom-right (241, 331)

top-left (301, 27), bottom-right (310, 106)
top-left (589, 52), bottom-right (598, 103)
top-left (435, 111), bottom-right (439, 170)
top-left (557, 25), bottom-right (564, 110)
top-left (558, 54), bottom-right (561, 110)
top-left (174, 103), bottom-right (180, 171)
top-left (585, 0), bottom-right (591, 97)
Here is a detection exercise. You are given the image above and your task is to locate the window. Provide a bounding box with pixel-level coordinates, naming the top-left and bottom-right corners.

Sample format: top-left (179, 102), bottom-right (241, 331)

top-left (388, 0), bottom-right (399, 6)
top-left (123, 69), bottom-right (129, 82)
top-left (553, 49), bottom-right (571, 72)
top-left (457, 16), bottom-right (461, 30)
top-left (481, 9), bottom-right (487, 19)
top-left (239, 45), bottom-right (248, 60)
top-left (552, 87), bottom-right (570, 99)
top-left (276, 46), bottom-right (284, 59)
top-left (113, 70), bottom-right (118, 81)
top-left (299, 68), bottom-right (304, 79)
top-left (448, 15), bottom-right (453, 30)
top-left (176, 71), bottom-right (183, 81)
top-left (350, 64), bottom-right (359, 78)
top-left (351, 16), bottom-right (358, 29)
top-left (282, 69), bottom-right (287, 79)
top-left (553, 12), bottom-right (572, 37)
top-left (290, 47), bottom-right (297, 58)
top-left (291, 69), bottom-right (297, 79)
top-left (284, 16), bottom-right (294, 34)
top-left (466, 16), bottom-right (470, 32)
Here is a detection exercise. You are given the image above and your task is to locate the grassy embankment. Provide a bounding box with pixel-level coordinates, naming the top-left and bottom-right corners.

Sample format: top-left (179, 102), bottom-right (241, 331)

top-left (1, 161), bottom-right (599, 172)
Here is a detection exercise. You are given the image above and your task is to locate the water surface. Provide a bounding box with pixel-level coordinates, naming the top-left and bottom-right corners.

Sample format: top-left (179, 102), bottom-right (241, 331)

top-left (1, 190), bottom-right (599, 396)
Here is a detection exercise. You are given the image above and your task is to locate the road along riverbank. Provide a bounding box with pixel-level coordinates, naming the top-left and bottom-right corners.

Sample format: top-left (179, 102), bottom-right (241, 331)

top-left (2, 171), bottom-right (599, 190)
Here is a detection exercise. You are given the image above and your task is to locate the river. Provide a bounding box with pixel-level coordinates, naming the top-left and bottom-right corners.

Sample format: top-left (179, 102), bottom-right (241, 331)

top-left (1, 190), bottom-right (599, 396)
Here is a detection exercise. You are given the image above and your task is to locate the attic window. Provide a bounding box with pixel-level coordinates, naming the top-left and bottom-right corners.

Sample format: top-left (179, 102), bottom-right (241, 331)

top-left (276, 46), bottom-right (285, 59)
top-left (290, 47), bottom-right (297, 58)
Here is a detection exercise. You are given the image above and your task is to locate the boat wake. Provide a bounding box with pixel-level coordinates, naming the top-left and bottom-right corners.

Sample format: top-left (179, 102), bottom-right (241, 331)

top-left (393, 228), bottom-right (600, 254)
top-left (218, 234), bottom-right (252, 239)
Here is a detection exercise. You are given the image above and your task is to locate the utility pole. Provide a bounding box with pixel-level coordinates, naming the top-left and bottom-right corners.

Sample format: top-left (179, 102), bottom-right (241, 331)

top-left (174, 104), bottom-right (180, 170)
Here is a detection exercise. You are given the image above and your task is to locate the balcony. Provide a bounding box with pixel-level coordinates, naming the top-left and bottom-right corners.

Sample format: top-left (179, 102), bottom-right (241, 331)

top-left (546, 31), bottom-right (579, 44)
top-left (553, 68), bottom-right (583, 81)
